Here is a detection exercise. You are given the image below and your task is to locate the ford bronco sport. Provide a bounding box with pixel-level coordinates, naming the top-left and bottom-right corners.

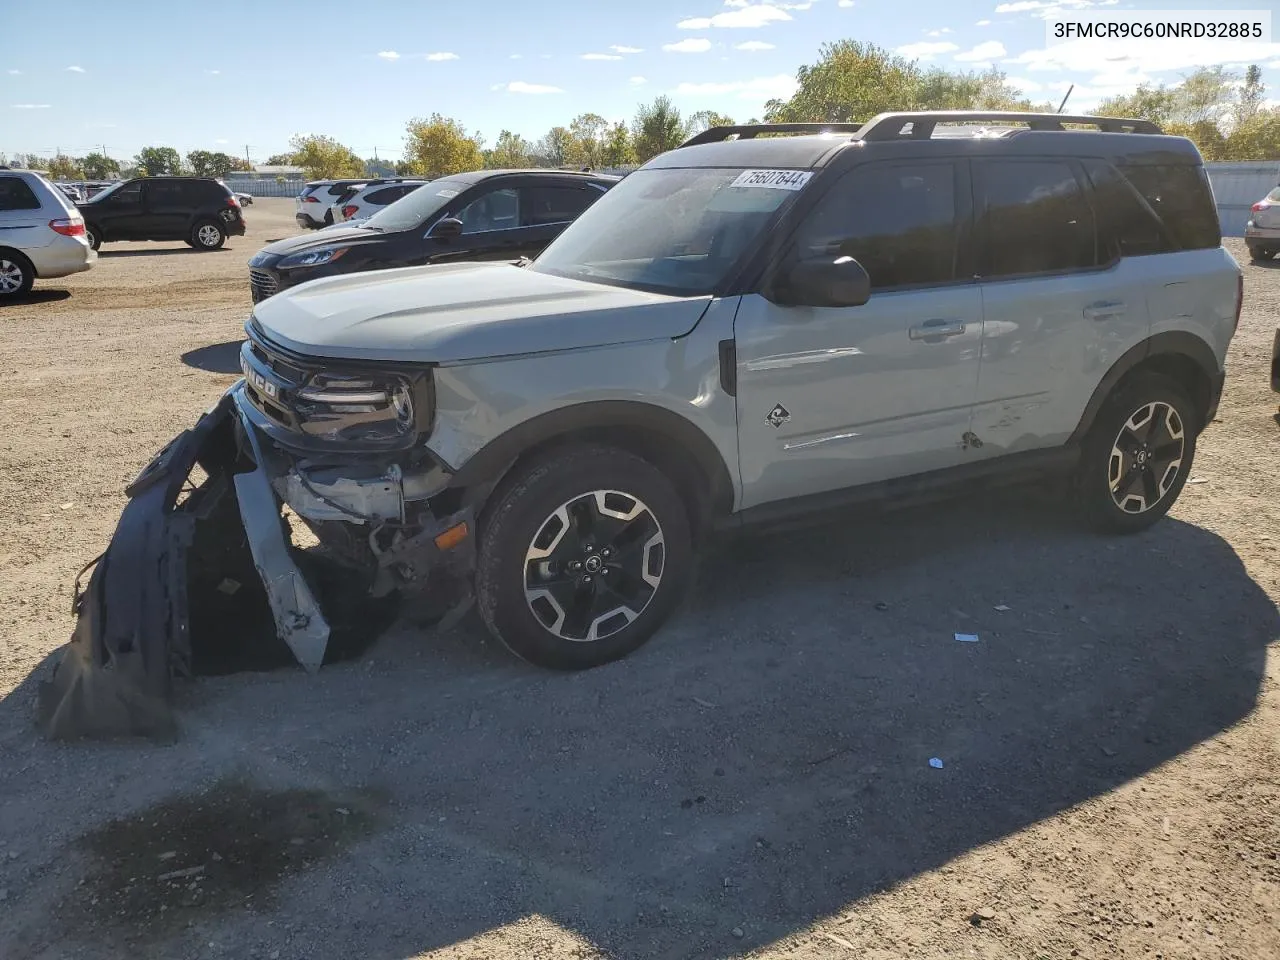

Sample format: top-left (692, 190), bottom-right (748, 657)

top-left (40, 111), bottom-right (1243, 738)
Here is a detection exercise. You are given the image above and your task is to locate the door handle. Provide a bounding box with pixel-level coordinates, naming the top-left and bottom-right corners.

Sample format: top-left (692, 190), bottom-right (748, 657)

top-left (1083, 300), bottom-right (1125, 321)
top-left (909, 318), bottom-right (967, 340)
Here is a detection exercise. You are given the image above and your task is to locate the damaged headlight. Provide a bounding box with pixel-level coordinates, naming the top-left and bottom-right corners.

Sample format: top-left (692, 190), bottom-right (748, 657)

top-left (292, 371), bottom-right (420, 445)
top-left (240, 332), bottom-right (433, 451)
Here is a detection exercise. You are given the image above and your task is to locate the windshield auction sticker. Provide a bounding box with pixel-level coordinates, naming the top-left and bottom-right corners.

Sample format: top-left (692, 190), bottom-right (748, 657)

top-left (731, 169), bottom-right (813, 191)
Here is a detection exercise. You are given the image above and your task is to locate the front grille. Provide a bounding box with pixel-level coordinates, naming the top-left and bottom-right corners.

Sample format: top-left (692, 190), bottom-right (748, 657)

top-left (249, 268), bottom-right (278, 303)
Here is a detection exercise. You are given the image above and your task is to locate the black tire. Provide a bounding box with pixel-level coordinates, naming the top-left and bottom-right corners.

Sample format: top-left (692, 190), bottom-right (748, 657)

top-left (475, 445), bottom-right (693, 670)
top-left (1074, 372), bottom-right (1199, 534)
top-left (0, 250), bottom-right (35, 299)
top-left (323, 210), bottom-right (334, 226)
top-left (85, 225), bottom-right (102, 251)
top-left (191, 220), bottom-right (226, 250)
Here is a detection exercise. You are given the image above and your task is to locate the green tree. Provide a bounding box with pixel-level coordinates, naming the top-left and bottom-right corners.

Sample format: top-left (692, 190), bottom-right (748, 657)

top-left (1166, 120), bottom-right (1228, 160)
top-left (80, 152), bottom-right (121, 179)
top-left (47, 155), bottom-right (84, 180)
top-left (632, 96), bottom-right (689, 162)
top-left (403, 114), bottom-right (484, 177)
top-left (288, 134), bottom-right (365, 179)
top-left (135, 146), bottom-right (183, 176)
top-left (187, 150), bottom-right (238, 177)
top-left (763, 41), bottom-right (922, 123)
top-left (533, 126), bottom-right (574, 167)
top-left (686, 110), bottom-right (736, 135)
top-left (264, 153), bottom-right (296, 166)
top-left (486, 130), bottom-right (532, 168)
top-left (600, 122), bottom-right (636, 167)
top-left (565, 113), bottom-right (609, 168)
top-left (1234, 64), bottom-right (1266, 128)
top-left (1225, 107), bottom-right (1280, 160)
top-left (1097, 84), bottom-right (1179, 125)
top-left (1170, 66), bottom-right (1237, 126)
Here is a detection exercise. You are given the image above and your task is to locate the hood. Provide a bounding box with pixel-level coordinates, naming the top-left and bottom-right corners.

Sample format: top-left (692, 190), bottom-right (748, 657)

top-left (259, 225), bottom-right (383, 257)
top-left (251, 261), bottom-right (713, 363)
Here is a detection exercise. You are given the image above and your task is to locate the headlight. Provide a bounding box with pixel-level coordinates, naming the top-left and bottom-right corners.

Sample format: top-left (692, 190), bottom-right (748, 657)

top-left (278, 247), bottom-right (350, 269)
top-left (293, 371), bottom-right (420, 445)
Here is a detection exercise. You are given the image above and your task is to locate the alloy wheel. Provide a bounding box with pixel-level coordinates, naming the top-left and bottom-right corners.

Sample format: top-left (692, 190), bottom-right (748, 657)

top-left (0, 259), bottom-right (25, 294)
top-left (523, 490), bottom-right (665, 642)
top-left (197, 225), bottom-right (222, 247)
top-left (1108, 401), bottom-right (1185, 514)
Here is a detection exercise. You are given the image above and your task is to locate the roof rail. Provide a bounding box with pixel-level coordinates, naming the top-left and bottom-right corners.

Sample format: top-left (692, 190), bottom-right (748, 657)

top-left (858, 110), bottom-right (1162, 140)
top-left (679, 122), bottom-right (865, 148)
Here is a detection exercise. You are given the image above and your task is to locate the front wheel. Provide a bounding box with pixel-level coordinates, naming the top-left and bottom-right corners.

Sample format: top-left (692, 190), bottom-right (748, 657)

top-left (0, 252), bottom-right (35, 298)
top-left (85, 225), bottom-right (102, 251)
top-left (191, 221), bottom-right (226, 250)
top-left (1075, 372), bottom-right (1199, 534)
top-left (475, 445), bottom-right (693, 670)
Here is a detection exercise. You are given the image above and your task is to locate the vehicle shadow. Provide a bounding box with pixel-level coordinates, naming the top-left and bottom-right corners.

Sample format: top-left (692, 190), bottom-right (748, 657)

top-left (0, 289), bottom-right (72, 307)
top-left (181, 340), bottom-right (244, 374)
top-left (98, 248), bottom-right (228, 258)
top-left (0, 494), bottom-right (1274, 959)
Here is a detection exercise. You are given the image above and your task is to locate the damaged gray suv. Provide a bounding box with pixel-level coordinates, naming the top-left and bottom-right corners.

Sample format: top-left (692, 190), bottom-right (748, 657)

top-left (41, 111), bottom-right (1243, 738)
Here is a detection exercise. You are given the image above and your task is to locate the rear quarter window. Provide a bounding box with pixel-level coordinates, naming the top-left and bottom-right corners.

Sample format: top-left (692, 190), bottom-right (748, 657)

top-left (0, 176), bottom-right (43, 211)
top-left (1117, 163), bottom-right (1220, 251)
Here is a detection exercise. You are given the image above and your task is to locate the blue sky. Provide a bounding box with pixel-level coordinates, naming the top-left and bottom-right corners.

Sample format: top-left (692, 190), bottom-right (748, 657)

top-left (3, 0), bottom-right (1279, 164)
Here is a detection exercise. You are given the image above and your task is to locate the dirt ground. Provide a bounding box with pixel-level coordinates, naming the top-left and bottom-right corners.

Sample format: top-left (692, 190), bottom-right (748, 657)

top-left (0, 198), bottom-right (1277, 960)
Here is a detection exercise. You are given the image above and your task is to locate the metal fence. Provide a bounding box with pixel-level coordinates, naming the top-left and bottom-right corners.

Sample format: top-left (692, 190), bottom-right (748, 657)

top-left (1204, 161), bottom-right (1280, 237)
top-left (224, 178), bottom-right (308, 198)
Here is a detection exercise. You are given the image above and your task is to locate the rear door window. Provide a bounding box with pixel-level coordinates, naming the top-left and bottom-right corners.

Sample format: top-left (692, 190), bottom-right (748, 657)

top-left (144, 180), bottom-right (187, 206)
top-left (789, 161), bottom-right (965, 290)
top-left (1081, 158), bottom-right (1173, 258)
top-left (456, 188), bottom-right (520, 233)
top-left (977, 160), bottom-right (1099, 278)
top-left (0, 177), bottom-right (42, 211)
top-left (525, 184), bottom-right (597, 226)
top-left (1116, 163), bottom-right (1220, 250)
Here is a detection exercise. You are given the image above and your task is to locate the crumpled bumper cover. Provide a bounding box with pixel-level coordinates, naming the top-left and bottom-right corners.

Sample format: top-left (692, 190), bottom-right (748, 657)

top-left (35, 383), bottom-right (468, 741)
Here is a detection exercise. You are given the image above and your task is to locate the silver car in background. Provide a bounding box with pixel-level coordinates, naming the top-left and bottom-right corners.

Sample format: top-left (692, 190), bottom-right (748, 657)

top-left (1246, 185), bottom-right (1280, 262)
top-left (0, 167), bottom-right (96, 298)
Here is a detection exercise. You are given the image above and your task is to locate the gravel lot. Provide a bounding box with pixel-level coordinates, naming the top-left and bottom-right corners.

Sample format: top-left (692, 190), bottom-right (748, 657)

top-left (1, 198), bottom-right (1277, 960)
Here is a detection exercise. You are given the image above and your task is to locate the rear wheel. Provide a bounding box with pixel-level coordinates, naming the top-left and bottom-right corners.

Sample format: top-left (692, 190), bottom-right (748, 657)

top-left (1075, 372), bottom-right (1198, 534)
top-left (191, 221), bottom-right (226, 250)
top-left (475, 445), bottom-right (693, 670)
top-left (0, 251), bottom-right (34, 298)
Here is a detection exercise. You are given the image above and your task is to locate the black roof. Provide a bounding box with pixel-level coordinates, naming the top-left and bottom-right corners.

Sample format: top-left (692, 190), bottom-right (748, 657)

top-left (649, 111), bottom-right (1201, 171)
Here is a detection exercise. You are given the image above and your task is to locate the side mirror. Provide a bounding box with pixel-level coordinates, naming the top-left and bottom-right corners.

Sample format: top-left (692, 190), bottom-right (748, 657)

top-left (772, 255), bottom-right (871, 308)
top-left (428, 217), bottom-right (463, 240)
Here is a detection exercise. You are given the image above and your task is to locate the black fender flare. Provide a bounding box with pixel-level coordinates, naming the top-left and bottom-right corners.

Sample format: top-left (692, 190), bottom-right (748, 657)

top-left (1067, 331), bottom-right (1222, 444)
top-left (446, 400), bottom-right (737, 519)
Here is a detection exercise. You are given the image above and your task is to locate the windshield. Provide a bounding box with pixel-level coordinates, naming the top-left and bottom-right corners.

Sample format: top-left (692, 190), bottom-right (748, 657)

top-left (362, 177), bottom-right (470, 232)
top-left (528, 167), bottom-right (809, 296)
top-left (1268, 186), bottom-right (1280, 202)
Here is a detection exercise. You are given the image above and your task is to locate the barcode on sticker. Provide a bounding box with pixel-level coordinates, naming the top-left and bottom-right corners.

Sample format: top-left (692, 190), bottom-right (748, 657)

top-left (731, 169), bottom-right (813, 191)
top-left (436, 188), bottom-right (459, 198)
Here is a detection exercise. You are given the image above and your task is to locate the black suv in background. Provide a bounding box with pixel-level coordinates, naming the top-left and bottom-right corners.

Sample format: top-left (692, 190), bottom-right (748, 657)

top-left (78, 177), bottom-right (246, 251)
top-left (249, 169), bottom-right (617, 302)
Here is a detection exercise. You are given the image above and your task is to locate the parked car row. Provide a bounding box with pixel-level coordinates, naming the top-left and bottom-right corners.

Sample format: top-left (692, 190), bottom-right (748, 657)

top-left (251, 169), bottom-right (617, 301)
top-left (294, 178), bottom-right (425, 229)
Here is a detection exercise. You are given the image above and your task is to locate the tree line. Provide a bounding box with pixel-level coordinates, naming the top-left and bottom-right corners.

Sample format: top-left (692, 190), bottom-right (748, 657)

top-left (6, 42), bottom-right (1279, 183)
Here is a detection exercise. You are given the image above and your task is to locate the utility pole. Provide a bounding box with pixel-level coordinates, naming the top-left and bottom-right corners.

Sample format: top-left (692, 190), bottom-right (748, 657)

top-left (245, 144), bottom-right (252, 169)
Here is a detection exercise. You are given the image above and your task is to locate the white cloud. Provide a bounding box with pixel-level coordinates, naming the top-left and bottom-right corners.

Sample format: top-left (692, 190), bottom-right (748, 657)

top-left (215, 138), bottom-right (229, 144)
top-left (66, 65), bottom-right (85, 73)
top-left (11, 103), bottom-right (51, 109)
top-left (994, 0), bottom-right (1046, 11)
top-left (425, 52), bottom-right (459, 61)
top-left (205, 69), bottom-right (221, 75)
top-left (540, 54), bottom-right (553, 59)
top-left (631, 75), bottom-right (648, 85)
top-left (954, 40), bottom-right (1006, 64)
top-left (1006, 37), bottom-right (1280, 82)
top-left (664, 38), bottom-right (713, 53)
top-left (926, 28), bottom-right (953, 37)
top-left (678, 5), bottom-right (792, 29)
top-left (777, 1), bottom-right (813, 7)
top-left (672, 73), bottom-right (799, 100)
top-left (725, 0), bottom-right (749, 5)
top-left (994, 0), bottom-right (1119, 16)
top-left (976, 19), bottom-right (991, 25)
top-left (1004, 75), bottom-right (1044, 92)
top-left (896, 42), bottom-right (960, 60)
top-left (735, 40), bottom-right (776, 51)
top-left (510, 53), bottom-right (523, 59)
top-left (7, 69), bottom-right (20, 75)
top-left (611, 45), bottom-right (643, 54)
top-left (838, 0), bottom-right (854, 6)
top-left (377, 51), bottom-right (400, 60)
top-left (501, 81), bottom-right (564, 94)
top-left (582, 53), bottom-right (623, 60)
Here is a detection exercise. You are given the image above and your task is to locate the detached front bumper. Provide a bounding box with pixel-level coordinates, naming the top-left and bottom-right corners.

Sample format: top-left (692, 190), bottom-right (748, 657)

top-left (37, 382), bottom-right (473, 741)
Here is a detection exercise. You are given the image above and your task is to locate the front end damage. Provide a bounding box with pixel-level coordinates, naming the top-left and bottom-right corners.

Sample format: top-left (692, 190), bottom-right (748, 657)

top-left (37, 371), bottom-right (474, 741)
